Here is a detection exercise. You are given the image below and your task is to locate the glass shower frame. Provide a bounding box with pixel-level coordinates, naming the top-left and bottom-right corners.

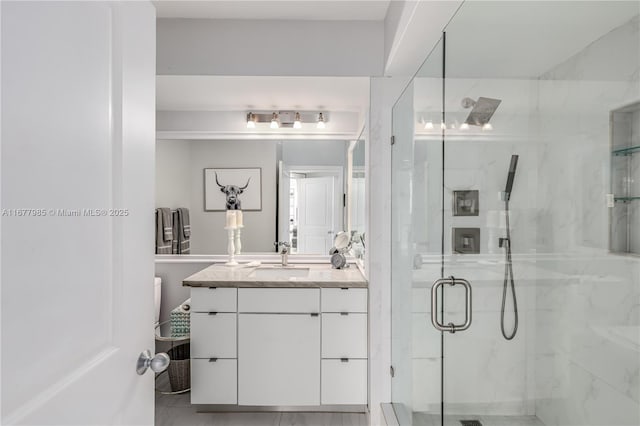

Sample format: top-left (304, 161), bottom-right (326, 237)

top-left (390, 2), bottom-right (640, 426)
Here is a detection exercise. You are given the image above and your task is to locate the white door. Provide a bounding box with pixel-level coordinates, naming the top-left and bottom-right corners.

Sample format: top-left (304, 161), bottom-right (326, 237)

top-left (238, 314), bottom-right (320, 406)
top-left (1, 2), bottom-right (156, 424)
top-left (297, 176), bottom-right (335, 254)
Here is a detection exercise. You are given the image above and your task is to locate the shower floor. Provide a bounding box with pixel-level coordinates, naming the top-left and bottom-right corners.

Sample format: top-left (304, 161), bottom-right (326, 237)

top-left (413, 412), bottom-right (545, 426)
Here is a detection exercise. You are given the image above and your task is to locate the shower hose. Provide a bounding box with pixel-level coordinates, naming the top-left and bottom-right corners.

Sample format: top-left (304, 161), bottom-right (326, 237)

top-left (501, 199), bottom-right (518, 340)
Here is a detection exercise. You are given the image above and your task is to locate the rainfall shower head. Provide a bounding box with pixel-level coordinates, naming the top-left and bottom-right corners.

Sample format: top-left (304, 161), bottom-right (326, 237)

top-left (462, 96), bottom-right (502, 126)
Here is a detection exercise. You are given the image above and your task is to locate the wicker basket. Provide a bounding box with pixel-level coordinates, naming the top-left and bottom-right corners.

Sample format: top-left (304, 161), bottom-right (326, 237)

top-left (167, 343), bottom-right (190, 392)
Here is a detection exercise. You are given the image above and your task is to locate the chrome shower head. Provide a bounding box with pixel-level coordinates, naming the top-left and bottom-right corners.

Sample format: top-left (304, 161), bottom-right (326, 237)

top-left (462, 96), bottom-right (502, 126)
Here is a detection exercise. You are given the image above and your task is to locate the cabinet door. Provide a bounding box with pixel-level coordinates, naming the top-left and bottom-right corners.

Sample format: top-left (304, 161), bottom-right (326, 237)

top-left (321, 288), bottom-right (368, 313)
top-left (190, 313), bottom-right (236, 358)
top-left (190, 287), bottom-right (237, 312)
top-left (191, 359), bottom-right (237, 405)
top-left (238, 314), bottom-right (320, 406)
top-left (321, 359), bottom-right (367, 405)
top-left (321, 313), bottom-right (367, 358)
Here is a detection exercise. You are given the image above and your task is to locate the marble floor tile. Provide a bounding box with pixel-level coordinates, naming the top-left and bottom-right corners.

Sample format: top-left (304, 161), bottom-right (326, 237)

top-left (279, 412), bottom-right (344, 426)
top-left (209, 412), bottom-right (282, 426)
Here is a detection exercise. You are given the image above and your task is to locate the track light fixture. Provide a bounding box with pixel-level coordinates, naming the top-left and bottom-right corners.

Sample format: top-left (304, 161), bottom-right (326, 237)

top-left (244, 111), bottom-right (328, 129)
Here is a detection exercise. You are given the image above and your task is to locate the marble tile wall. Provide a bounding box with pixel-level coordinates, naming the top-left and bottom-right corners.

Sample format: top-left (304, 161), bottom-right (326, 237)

top-left (535, 15), bottom-right (640, 426)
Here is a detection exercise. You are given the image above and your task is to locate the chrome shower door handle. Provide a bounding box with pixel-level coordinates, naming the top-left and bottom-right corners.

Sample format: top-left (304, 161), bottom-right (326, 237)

top-left (430, 276), bottom-right (472, 333)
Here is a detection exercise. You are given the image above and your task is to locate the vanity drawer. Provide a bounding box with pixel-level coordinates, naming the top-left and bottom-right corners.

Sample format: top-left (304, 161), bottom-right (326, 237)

top-left (321, 288), bottom-right (367, 313)
top-left (190, 313), bottom-right (236, 358)
top-left (190, 287), bottom-right (237, 313)
top-left (321, 359), bottom-right (367, 405)
top-left (238, 288), bottom-right (319, 313)
top-left (321, 313), bottom-right (367, 359)
top-left (191, 359), bottom-right (237, 404)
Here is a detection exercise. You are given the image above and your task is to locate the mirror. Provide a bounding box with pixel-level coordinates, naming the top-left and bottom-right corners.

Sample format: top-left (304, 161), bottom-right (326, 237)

top-left (155, 76), bottom-right (368, 256)
top-left (156, 138), bottom-right (366, 255)
top-left (347, 127), bottom-right (366, 259)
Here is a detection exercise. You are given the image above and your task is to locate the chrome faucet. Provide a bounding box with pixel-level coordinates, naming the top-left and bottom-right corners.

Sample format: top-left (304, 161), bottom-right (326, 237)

top-left (275, 242), bottom-right (291, 266)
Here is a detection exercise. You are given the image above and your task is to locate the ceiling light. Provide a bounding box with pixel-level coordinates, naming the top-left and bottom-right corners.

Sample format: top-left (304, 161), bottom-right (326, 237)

top-left (440, 122), bottom-right (446, 130)
top-left (460, 122), bottom-right (470, 130)
top-left (244, 110), bottom-right (328, 129)
top-left (270, 112), bottom-right (279, 129)
top-left (246, 112), bottom-right (256, 129)
top-left (424, 121), bottom-right (434, 130)
top-left (482, 123), bottom-right (493, 131)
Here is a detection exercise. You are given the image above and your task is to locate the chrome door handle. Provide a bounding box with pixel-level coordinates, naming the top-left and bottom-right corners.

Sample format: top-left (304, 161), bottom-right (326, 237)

top-left (136, 349), bottom-right (170, 375)
top-left (431, 276), bottom-right (472, 333)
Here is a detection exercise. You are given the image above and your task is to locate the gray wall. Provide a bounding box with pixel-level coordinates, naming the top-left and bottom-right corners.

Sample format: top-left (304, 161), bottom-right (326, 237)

top-left (156, 139), bottom-right (191, 210)
top-left (282, 140), bottom-right (347, 167)
top-left (157, 19), bottom-right (383, 76)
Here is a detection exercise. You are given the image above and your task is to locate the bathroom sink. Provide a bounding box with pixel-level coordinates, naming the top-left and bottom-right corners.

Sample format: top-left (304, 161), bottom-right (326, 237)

top-left (251, 267), bottom-right (310, 279)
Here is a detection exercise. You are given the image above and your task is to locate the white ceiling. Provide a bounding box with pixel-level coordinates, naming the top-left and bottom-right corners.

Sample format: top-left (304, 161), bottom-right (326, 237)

top-left (440, 1), bottom-right (640, 78)
top-left (156, 76), bottom-right (370, 112)
top-left (153, 0), bottom-right (391, 21)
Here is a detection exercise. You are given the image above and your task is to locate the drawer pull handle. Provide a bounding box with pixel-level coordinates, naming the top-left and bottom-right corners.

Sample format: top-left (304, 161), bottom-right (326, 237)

top-left (208, 287), bottom-right (217, 290)
top-left (340, 312), bottom-right (349, 316)
top-left (341, 288), bottom-right (349, 290)
top-left (209, 358), bottom-right (218, 362)
top-left (310, 313), bottom-right (319, 317)
top-left (341, 358), bottom-right (349, 363)
top-left (208, 312), bottom-right (218, 315)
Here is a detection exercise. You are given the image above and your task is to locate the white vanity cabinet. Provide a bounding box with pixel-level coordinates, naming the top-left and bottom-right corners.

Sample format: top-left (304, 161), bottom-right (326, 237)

top-left (189, 285), bottom-right (367, 407)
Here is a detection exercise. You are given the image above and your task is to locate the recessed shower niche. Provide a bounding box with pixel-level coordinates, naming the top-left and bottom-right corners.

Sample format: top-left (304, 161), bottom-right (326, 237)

top-left (610, 101), bottom-right (640, 255)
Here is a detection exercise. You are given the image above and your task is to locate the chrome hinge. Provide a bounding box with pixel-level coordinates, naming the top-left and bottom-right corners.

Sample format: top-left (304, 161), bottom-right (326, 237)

top-left (390, 365), bottom-right (395, 377)
top-left (391, 136), bottom-right (395, 146)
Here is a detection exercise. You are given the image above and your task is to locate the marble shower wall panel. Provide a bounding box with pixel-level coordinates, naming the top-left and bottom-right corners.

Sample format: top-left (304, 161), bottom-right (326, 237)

top-left (535, 257), bottom-right (640, 426)
top-left (535, 15), bottom-right (640, 426)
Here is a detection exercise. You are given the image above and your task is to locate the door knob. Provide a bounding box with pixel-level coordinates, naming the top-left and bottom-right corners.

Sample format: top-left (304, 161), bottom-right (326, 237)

top-left (136, 349), bottom-right (170, 375)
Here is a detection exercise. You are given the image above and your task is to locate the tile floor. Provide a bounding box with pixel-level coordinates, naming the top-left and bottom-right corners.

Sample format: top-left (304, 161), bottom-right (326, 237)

top-left (155, 392), bottom-right (368, 426)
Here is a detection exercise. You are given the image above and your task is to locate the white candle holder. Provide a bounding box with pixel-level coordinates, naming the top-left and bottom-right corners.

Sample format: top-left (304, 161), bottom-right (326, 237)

top-left (234, 225), bottom-right (244, 255)
top-left (224, 226), bottom-right (238, 266)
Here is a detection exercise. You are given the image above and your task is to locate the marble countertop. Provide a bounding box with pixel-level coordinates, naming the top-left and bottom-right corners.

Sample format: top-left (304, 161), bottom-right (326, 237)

top-left (182, 263), bottom-right (368, 288)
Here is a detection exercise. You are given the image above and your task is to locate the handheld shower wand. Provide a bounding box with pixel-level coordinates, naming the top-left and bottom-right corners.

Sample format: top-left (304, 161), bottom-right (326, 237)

top-left (500, 155), bottom-right (519, 340)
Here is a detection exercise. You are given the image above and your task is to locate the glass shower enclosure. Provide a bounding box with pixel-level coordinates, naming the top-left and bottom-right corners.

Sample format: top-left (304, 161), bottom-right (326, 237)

top-left (390, 2), bottom-right (640, 426)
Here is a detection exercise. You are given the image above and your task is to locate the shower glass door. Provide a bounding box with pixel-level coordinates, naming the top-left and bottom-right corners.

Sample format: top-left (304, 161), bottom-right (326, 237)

top-left (391, 2), bottom-right (640, 426)
top-left (391, 35), bottom-right (445, 426)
